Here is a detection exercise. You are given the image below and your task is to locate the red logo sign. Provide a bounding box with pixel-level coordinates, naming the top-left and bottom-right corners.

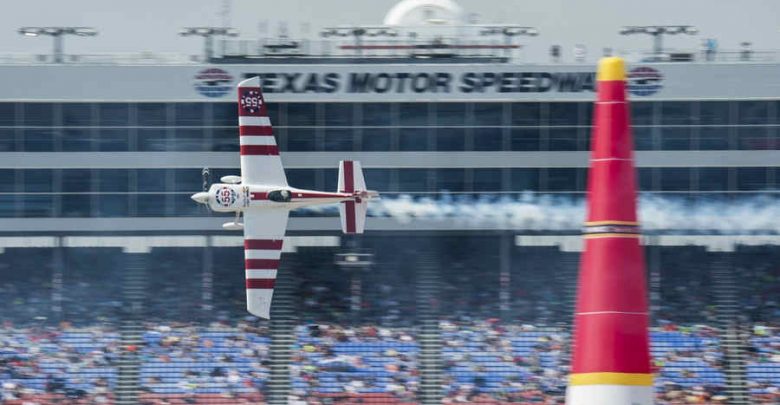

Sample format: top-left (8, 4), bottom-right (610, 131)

top-left (239, 89), bottom-right (263, 115)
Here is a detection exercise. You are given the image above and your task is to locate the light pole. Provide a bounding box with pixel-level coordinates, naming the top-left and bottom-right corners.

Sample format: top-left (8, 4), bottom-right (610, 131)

top-left (619, 25), bottom-right (698, 61)
top-left (18, 27), bottom-right (98, 63)
top-left (179, 27), bottom-right (239, 61)
top-left (478, 25), bottom-right (538, 58)
top-left (321, 26), bottom-right (399, 57)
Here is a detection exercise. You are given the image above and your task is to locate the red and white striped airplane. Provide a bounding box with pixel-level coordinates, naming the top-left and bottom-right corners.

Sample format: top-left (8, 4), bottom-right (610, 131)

top-left (191, 77), bottom-right (378, 319)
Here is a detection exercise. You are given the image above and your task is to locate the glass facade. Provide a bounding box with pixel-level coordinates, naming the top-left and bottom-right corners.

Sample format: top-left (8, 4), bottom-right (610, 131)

top-left (0, 101), bottom-right (776, 152)
top-left (0, 100), bottom-right (777, 217)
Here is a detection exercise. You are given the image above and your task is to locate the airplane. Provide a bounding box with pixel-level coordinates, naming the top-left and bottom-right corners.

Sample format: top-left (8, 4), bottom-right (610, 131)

top-left (191, 77), bottom-right (379, 319)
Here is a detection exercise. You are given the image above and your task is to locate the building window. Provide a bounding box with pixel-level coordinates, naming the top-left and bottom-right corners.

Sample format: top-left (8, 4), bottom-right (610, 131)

top-left (472, 169), bottom-right (502, 192)
top-left (23, 103), bottom-right (55, 126)
top-left (510, 168), bottom-right (540, 191)
top-left (547, 128), bottom-right (580, 151)
top-left (322, 128), bottom-right (354, 151)
top-left (735, 127), bottom-right (770, 150)
top-left (658, 127), bottom-right (693, 150)
top-left (136, 169), bottom-right (168, 192)
top-left (0, 195), bottom-right (16, 217)
top-left (22, 195), bottom-right (54, 217)
top-left (736, 101), bottom-right (769, 125)
top-left (398, 169), bottom-right (429, 192)
top-left (286, 169), bottom-right (317, 190)
top-left (699, 101), bottom-right (731, 125)
top-left (360, 128), bottom-right (392, 151)
top-left (211, 103), bottom-right (237, 126)
top-left (98, 170), bottom-right (129, 193)
top-left (545, 168), bottom-right (580, 192)
top-left (661, 101), bottom-right (695, 125)
top-left (548, 103), bottom-right (580, 126)
top-left (174, 103), bottom-right (206, 126)
top-left (287, 128), bottom-right (318, 151)
top-left (471, 103), bottom-right (504, 126)
top-left (698, 127), bottom-right (731, 150)
top-left (434, 103), bottom-right (467, 126)
top-left (472, 128), bottom-right (503, 151)
top-left (633, 127), bottom-right (656, 150)
top-left (173, 169), bottom-right (204, 192)
top-left (435, 128), bottom-right (466, 151)
top-left (96, 129), bottom-right (130, 151)
top-left (62, 169), bottom-right (92, 193)
top-left (631, 102), bottom-right (655, 126)
top-left (286, 103), bottom-right (317, 126)
top-left (137, 103), bottom-right (168, 126)
top-left (510, 128), bottom-right (542, 151)
top-left (172, 193), bottom-right (201, 217)
top-left (22, 129), bottom-right (58, 152)
top-left (398, 128), bottom-right (431, 151)
top-left (435, 169), bottom-right (466, 192)
top-left (136, 194), bottom-right (169, 216)
top-left (364, 169), bottom-right (392, 192)
top-left (171, 129), bottom-right (208, 152)
top-left (511, 103), bottom-right (541, 126)
top-left (659, 168), bottom-right (692, 191)
top-left (96, 194), bottom-right (129, 217)
top-left (22, 170), bottom-right (53, 192)
top-left (323, 103), bottom-right (354, 126)
top-left (0, 103), bottom-right (16, 125)
top-left (61, 195), bottom-right (91, 217)
top-left (98, 103), bottom-right (131, 126)
top-left (0, 170), bottom-right (16, 192)
top-left (697, 167), bottom-right (730, 191)
top-left (211, 128), bottom-right (239, 152)
top-left (62, 103), bottom-right (94, 126)
top-left (360, 103), bottom-right (393, 126)
top-left (736, 167), bottom-right (769, 190)
top-left (137, 129), bottom-right (169, 151)
top-left (399, 103), bottom-right (429, 126)
top-left (0, 129), bottom-right (16, 152)
top-left (638, 168), bottom-right (657, 191)
top-left (63, 129), bottom-right (93, 151)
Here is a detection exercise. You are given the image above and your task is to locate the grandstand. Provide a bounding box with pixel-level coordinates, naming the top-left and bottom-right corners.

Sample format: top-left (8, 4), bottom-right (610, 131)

top-left (0, 237), bottom-right (779, 404)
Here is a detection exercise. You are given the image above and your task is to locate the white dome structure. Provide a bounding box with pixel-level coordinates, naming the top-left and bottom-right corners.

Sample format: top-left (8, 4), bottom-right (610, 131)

top-left (383, 0), bottom-right (466, 26)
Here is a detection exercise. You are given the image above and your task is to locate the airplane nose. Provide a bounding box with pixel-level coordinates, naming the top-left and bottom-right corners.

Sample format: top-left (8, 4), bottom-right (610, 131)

top-left (191, 192), bottom-right (210, 204)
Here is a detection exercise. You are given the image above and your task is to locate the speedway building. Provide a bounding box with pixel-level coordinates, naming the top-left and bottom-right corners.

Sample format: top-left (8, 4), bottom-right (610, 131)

top-left (0, 1), bottom-right (779, 403)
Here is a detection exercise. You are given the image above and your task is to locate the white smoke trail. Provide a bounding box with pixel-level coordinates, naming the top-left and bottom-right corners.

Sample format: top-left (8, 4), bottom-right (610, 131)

top-left (301, 193), bottom-right (780, 233)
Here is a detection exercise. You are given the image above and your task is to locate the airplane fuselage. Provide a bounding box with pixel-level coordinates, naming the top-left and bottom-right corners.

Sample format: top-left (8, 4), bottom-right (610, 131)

top-left (193, 183), bottom-right (362, 213)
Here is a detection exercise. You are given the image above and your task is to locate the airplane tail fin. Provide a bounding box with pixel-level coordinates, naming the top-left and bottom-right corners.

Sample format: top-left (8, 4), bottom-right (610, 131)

top-left (338, 160), bottom-right (374, 234)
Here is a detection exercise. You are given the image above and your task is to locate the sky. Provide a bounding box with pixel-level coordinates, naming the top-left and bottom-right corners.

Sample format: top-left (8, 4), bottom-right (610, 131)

top-left (2, 0), bottom-right (780, 62)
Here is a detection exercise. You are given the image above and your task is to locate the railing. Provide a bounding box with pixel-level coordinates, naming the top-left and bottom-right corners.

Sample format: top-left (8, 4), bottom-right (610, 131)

top-left (0, 52), bottom-right (203, 65)
top-left (616, 48), bottom-right (779, 63)
top-left (0, 42), bottom-right (778, 65)
top-left (216, 38), bottom-right (523, 64)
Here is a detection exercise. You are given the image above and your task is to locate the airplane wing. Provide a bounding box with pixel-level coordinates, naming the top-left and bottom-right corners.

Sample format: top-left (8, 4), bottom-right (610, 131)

top-left (243, 208), bottom-right (289, 319)
top-left (238, 77), bottom-right (288, 186)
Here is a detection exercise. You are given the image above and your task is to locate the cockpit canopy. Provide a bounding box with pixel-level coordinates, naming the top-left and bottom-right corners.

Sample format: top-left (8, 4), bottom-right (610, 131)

top-left (268, 190), bottom-right (292, 202)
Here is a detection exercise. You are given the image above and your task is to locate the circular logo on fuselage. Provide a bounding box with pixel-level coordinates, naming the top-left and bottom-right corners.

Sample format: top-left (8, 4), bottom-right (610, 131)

top-left (627, 66), bottom-right (663, 96)
top-left (194, 68), bottom-right (233, 98)
top-left (215, 187), bottom-right (238, 207)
